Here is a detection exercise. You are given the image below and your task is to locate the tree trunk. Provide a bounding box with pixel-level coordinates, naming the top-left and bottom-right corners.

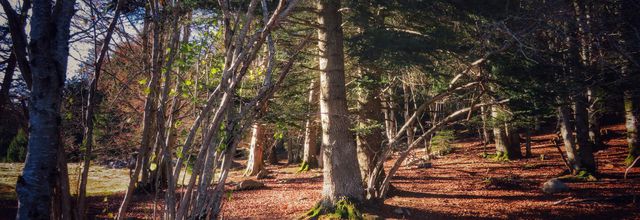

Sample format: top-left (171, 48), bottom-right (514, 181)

top-left (574, 92), bottom-right (596, 172)
top-left (302, 79), bottom-right (320, 169)
top-left (0, 51), bottom-right (16, 113)
top-left (118, 11), bottom-right (159, 219)
top-left (245, 123), bottom-right (266, 176)
top-left (587, 88), bottom-right (603, 150)
top-left (77, 3), bottom-right (122, 217)
top-left (624, 91), bottom-right (640, 166)
top-left (558, 99), bottom-right (582, 173)
top-left (492, 105), bottom-right (510, 158)
top-left (15, 0), bottom-right (76, 217)
top-left (355, 68), bottom-right (385, 187)
top-left (317, 0), bottom-right (364, 205)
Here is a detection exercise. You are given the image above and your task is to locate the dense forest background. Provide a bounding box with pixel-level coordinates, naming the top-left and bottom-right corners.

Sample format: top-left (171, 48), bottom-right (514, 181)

top-left (0, 0), bottom-right (639, 219)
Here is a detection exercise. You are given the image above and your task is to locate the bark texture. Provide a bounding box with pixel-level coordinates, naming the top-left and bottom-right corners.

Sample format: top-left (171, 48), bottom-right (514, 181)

top-left (317, 0), bottom-right (364, 205)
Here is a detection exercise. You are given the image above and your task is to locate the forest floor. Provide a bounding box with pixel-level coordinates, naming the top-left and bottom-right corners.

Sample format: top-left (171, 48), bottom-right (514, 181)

top-left (1, 124), bottom-right (640, 219)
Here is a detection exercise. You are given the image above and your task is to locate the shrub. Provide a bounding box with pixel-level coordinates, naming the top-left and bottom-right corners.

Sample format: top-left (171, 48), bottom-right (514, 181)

top-left (430, 130), bottom-right (455, 156)
top-left (6, 129), bottom-right (28, 162)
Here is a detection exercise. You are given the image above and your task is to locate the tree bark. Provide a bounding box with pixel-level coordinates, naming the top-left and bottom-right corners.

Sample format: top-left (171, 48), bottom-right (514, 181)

top-left (624, 91), bottom-right (640, 166)
top-left (77, 2), bottom-right (122, 218)
top-left (355, 68), bottom-right (385, 187)
top-left (15, 0), bottom-right (75, 218)
top-left (245, 123), bottom-right (266, 176)
top-left (302, 79), bottom-right (320, 169)
top-left (574, 92), bottom-right (596, 172)
top-left (317, 0), bottom-right (364, 205)
top-left (492, 105), bottom-right (510, 158)
top-left (558, 99), bottom-right (582, 173)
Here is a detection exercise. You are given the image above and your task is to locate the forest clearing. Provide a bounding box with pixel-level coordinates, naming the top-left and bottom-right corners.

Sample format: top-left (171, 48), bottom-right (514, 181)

top-left (1, 0), bottom-right (640, 219)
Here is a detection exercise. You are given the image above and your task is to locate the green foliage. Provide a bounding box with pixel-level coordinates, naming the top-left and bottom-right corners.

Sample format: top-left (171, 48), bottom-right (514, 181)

top-left (351, 119), bottom-right (383, 136)
top-left (430, 130), bottom-right (455, 156)
top-left (5, 129), bottom-right (27, 162)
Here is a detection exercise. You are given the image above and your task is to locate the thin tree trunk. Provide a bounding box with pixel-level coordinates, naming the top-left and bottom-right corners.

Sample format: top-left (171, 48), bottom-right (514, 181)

top-left (317, 0), bottom-right (364, 205)
top-left (302, 79), bottom-right (320, 169)
top-left (0, 51), bottom-right (16, 113)
top-left (118, 11), bottom-right (160, 219)
top-left (77, 3), bottom-right (122, 218)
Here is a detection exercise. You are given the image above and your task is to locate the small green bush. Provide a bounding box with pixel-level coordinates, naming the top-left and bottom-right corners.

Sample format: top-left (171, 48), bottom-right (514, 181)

top-left (6, 129), bottom-right (28, 162)
top-left (430, 130), bottom-right (455, 156)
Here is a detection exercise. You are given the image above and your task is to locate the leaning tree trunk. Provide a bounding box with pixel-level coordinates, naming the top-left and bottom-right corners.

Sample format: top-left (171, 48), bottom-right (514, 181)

top-left (558, 99), bottom-right (583, 173)
top-left (77, 3), bottom-right (122, 217)
top-left (316, 0), bottom-right (364, 206)
top-left (245, 123), bottom-right (267, 176)
top-left (574, 92), bottom-right (596, 172)
top-left (302, 79), bottom-right (320, 169)
top-left (15, 0), bottom-right (76, 218)
top-left (624, 91), bottom-right (640, 166)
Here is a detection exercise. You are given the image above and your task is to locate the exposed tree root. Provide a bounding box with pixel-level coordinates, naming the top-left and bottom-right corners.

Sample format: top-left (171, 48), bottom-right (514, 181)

top-left (303, 198), bottom-right (363, 220)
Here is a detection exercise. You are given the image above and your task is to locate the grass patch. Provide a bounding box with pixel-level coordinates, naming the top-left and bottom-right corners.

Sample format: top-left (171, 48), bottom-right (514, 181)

top-left (0, 162), bottom-right (191, 199)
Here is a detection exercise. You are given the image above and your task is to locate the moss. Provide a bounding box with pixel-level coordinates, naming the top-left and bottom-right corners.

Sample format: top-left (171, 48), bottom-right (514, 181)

top-left (298, 161), bottom-right (310, 173)
top-left (479, 152), bottom-right (510, 162)
top-left (626, 152), bottom-right (639, 167)
top-left (558, 170), bottom-right (597, 182)
top-left (303, 198), bottom-right (363, 220)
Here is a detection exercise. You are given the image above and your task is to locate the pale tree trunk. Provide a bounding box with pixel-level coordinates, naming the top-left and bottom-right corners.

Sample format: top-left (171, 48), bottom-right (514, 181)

top-left (492, 105), bottom-right (510, 158)
top-left (558, 99), bottom-right (583, 173)
top-left (317, 0), bottom-right (364, 205)
top-left (302, 79), bottom-right (320, 169)
top-left (403, 82), bottom-right (415, 146)
top-left (245, 123), bottom-right (266, 176)
top-left (624, 91), bottom-right (640, 166)
top-left (15, 0), bottom-right (75, 218)
top-left (574, 92), bottom-right (596, 172)
top-left (0, 51), bottom-right (16, 114)
top-left (480, 105), bottom-right (491, 147)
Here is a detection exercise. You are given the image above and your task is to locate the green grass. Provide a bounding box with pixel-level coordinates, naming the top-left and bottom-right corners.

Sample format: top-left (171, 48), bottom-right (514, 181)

top-left (0, 163), bottom-right (131, 199)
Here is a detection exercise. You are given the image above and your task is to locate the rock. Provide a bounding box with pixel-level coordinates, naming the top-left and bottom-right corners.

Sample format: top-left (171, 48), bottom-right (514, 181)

top-left (235, 179), bottom-right (265, 191)
top-left (417, 162), bottom-right (432, 169)
top-left (542, 178), bottom-right (569, 194)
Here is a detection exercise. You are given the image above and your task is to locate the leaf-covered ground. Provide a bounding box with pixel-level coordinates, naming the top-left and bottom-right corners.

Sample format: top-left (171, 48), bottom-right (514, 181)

top-left (1, 124), bottom-right (639, 219)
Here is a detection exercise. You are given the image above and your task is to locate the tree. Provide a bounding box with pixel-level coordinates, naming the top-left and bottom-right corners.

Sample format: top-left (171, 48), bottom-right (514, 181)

top-left (9, 0), bottom-right (76, 218)
top-left (316, 0), bottom-right (364, 208)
